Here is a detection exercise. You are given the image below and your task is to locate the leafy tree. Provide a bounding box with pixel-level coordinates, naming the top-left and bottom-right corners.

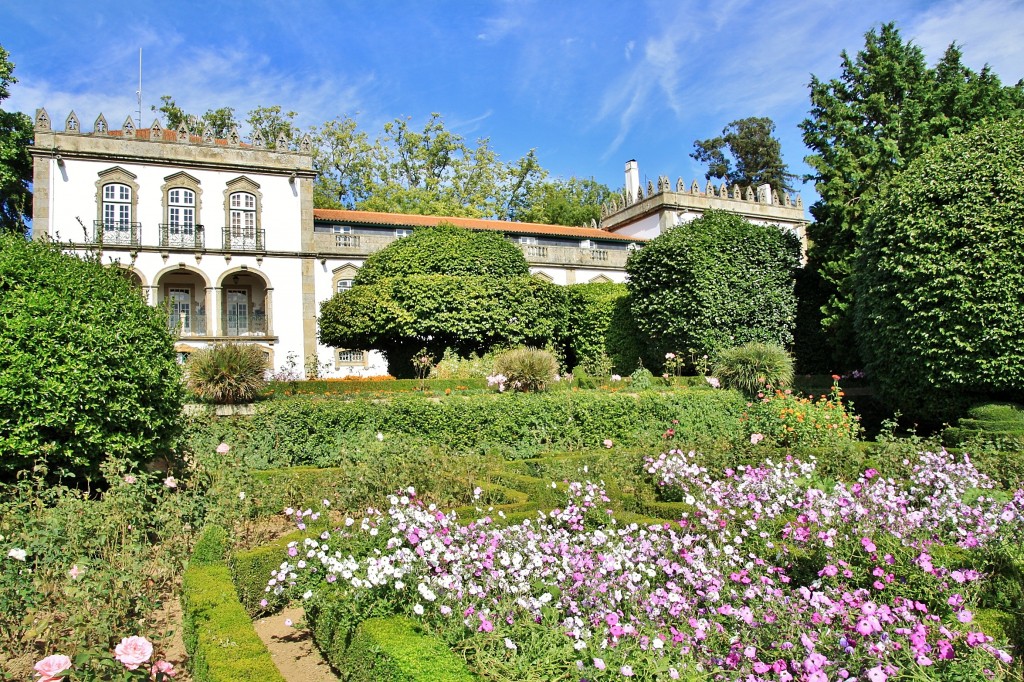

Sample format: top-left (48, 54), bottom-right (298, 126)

top-left (691, 117), bottom-right (795, 193)
top-left (353, 223), bottom-right (529, 284)
top-left (319, 225), bottom-right (564, 376)
top-left (246, 104), bottom-right (299, 149)
top-left (855, 118), bottom-right (1024, 422)
top-left (0, 234), bottom-right (182, 480)
top-left (800, 24), bottom-right (1024, 365)
top-left (520, 176), bottom-right (614, 227)
top-left (311, 116), bottom-right (381, 209)
top-left (151, 95), bottom-right (238, 137)
top-left (0, 44), bottom-right (32, 235)
top-left (626, 210), bottom-right (800, 362)
top-left (562, 282), bottom-right (629, 374)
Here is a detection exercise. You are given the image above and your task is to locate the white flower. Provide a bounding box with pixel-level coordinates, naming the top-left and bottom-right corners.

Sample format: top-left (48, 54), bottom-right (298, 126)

top-left (238, 491), bottom-right (246, 500)
top-left (413, 603), bottom-right (424, 615)
top-left (376, 432), bottom-right (384, 441)
top-left (322, 499), bottom-right (330, 507)
top-left (505, 637), bottom-right (517, 651)
top-left (302, 590), bottom-right (313, 600)
top-left (8, 548), bottom-right (26, 561)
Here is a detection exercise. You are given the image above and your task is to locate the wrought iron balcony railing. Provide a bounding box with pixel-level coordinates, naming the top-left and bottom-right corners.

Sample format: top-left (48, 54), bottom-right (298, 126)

top-left (167, 312), bottom-right (208, 336)
top-left (221, 312), bottom-right (269, 337)
top-left (92, 221), bottom-right (141, 246)
top-left (159, 223), bottom-right (205, 249)
top-left (222, 226), bottom-right (266, 251)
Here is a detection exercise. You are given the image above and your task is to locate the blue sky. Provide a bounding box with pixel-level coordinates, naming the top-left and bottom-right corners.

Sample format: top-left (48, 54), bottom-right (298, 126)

top-left (4, 0), bottom-right (1023, 211)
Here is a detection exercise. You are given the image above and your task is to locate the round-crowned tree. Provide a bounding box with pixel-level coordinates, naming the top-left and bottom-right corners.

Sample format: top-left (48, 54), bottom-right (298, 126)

top-left (626, 210), bottom-right (801, 364)
top-left (855, 117), bottom-right (1024, 421)
top-left (319, 224), bottom-right (566, 376)
top-left (352, 222), bottom-right (530, 284)
top-left (0, 236), bottom-right (182, 479)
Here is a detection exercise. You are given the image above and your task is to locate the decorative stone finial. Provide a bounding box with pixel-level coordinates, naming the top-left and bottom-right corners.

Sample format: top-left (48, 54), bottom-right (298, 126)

top-left (65, 111), bottom-right (80, 133)
top-left (676, 177), bottom-right (686, 192)
top-left (705, 180), bottom-right (714, 196)
top-left (35, 108), bottom-right (51, 131)
top-left (275, 132), bottom-right (288, 150)
top-left (691, 180), bottom-right (700, 194)
top-left (745, 186), bottom-right (754, 201)
top-left (123, 116), bottom-right (136, 138)
top-left (299, 134), bottom-right (313, 153)
top-left (228, 127), bottom-right (240, 146)
top-left (202, 125), bottom-right (214, 144)
top-left (251, 129), bottom-right (266, 148)
top-left (94, 114), bottom-right (108, 134)
top-left (150, 119), bottom-right (163, 138)
top-left (176, 122), bottom-right (189, 143)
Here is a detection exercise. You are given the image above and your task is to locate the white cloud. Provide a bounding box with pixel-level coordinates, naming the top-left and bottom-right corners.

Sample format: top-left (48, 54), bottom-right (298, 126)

top-left (908, 0), bottom-right (1024, 80)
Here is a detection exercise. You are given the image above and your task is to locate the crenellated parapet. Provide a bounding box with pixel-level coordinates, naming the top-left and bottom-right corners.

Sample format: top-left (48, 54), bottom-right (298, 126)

top-left (600, 175), bottom-right (802, 219)
top-left (34, 108), bottom-right (313, 155)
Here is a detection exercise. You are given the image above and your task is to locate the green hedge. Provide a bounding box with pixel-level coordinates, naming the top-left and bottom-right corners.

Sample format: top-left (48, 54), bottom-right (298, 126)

top-left (204, 389), bottom-right (747, 468)
top-left (306, 609), bottom-right (476, 682)
top-left (182, 525), bottom-right (285, 682)
top-left (263, 377), bottom-right (488, 397)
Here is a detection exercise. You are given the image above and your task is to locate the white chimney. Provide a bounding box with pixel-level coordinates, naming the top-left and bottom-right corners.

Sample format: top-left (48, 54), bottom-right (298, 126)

top-left (757, 183), bottom-right (773, 205)
top-left (625, 160), bottom-right (639, 202)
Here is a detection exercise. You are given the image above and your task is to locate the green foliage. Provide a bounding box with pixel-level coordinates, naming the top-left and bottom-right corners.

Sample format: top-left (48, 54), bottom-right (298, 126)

top-left (713, 342), bottom-right (795, 397)
top-left (0, 235), bottom-right (182, 479)
top-left (184, 343), bottom-right (268, 405)
top-left (572, 366), bottom-right (597, 390)
top-left (518, 176), bottom-right (614, 227)
top-left (431, 348), bottom-right (496, 380)
top-left (320, 273), bottom-right (567, 378)
top-left (629, 366), bottom-right (654, 390)
top-left (801, 24), bottom-right (1024, 366)
top-left (945, 402), bottom-right (1024, 450)
top-left (182, 560), bottom-right (286, 682)
top-left (0, 44), bottom-right (32, 235)
top-left (854, 118), bottom-right (1024, 421)
top-left (605, 292), bottom-right (657, 374)
top-left (308, 608), bottom-right (476, 682)
top-left (151, 95), bottom-right (238, 139)
top-left (743, 385), bottom-right (861, 448)
top-left (626, 210), bottom-right (800, 360)
top-left (691, 116), bottom-right (796, 192)
top-left (190, 525), bottom-right (228, 568)
top-left (493, 347), bottom-right (559, 392)
top-left (184, 390), bottom-right (748, 468)
top-left (354, 223), bottom-right (529, 284)
top-left (562, 282), bottom-right (629, 375)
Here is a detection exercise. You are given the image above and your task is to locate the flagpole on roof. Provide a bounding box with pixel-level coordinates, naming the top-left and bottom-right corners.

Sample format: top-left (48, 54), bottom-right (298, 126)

top-left (136, 48), bottom-right (142, 129)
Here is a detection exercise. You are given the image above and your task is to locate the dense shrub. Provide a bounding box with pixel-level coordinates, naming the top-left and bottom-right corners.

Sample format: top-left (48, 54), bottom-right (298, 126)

top-left (605, 292), bottom-right (658, 374)
top-left (713, 342), bottom-right (795, 396)
top-left (855, 118), bottom-right (1024, 421)
top-left (743, 383), bottom-right (861, 448)
top-left (352, 223), bottom-right (529, 284)
top-left (944, 403), bottom-right (1024, 448)
top-left (184, 343), bottom-right (267, 404)
top-left (562, 282), bottom-right (628, 375)
top-left (493, 347), bottom-right (559, 392)
top-left (626, 210), bottom-right (801, 361)
top-left (0, 235), bottom-right (181, 478)
top-left (430, 348), bottom-right (496, 379)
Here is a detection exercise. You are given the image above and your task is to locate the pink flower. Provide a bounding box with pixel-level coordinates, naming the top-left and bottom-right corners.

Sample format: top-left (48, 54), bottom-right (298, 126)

top-left (123, 474), bottom-right (137, 484)
top-left (68, 564), bottom-right (83, 580)
top-left (620, 664), bottom-right (634, 676)
top-left (750, 433), bottom-right (764, 445)
top-left (163, 476), bottom-right (177, 489)
top-left (151, 660), bottom-right (176, 679)
top-left (594, 658), bottom-right (606, 670)
top-left (861, 537), bottom-right (877, 553)
top-left (34, 654), bottom-right (72, 682)
top-left (603, 439), bottom-right (613, 449)
top-left (114, 636), bottom-right (153, 670)
top-left (705, 376), bottom-right (720, 388)
top-left (216, 442), bottom-right (231, 454)
top-left (866, 666), bottom-right (887, 682)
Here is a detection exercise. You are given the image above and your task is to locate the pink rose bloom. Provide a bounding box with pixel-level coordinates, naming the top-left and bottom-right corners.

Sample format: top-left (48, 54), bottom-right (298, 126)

top-left (123, 474), bottom-right (137, 484)
top-left (152, 660), bottom-right (176, 679)
top-left (750, 433), bottom-right (764, 445)
top-left (114, 635), bottom-right (153, 670)
top-left (163, 476), bottom-right (177, 489)
top-left (34, 654), bottom-right (72, 682)
top-left (216, 442), bottom-right (231, 454)
top-left (603, 439), bottom-right (613, 448)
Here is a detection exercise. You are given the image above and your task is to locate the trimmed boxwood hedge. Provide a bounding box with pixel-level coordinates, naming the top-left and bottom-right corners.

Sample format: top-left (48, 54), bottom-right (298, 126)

top-left (182, 525), bottom-right (285, 682)
top-left (198, 389), bottom-right (748, 468)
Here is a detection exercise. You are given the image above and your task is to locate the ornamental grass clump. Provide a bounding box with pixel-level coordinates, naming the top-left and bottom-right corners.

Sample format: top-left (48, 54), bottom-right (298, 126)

top-left (713, 341), bottom-right (794, 396)
top-left (184, 343), bottom-right (268, 404)
top-left (492, 347), bottom-right (558, 392)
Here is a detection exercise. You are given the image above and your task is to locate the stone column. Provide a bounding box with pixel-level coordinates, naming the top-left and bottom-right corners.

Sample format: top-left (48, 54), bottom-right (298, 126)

top-left (209, 286), bottom-right (220, 337)
top-left (264, 287), bottom-right (274, 337)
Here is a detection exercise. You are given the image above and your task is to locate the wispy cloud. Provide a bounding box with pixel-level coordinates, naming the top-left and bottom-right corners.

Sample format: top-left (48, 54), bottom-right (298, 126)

top-left (908, 0), bottom-right (1024, 78)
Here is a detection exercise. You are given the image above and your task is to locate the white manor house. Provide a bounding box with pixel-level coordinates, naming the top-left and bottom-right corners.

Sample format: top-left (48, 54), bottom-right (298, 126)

top-left (30, 109), bottom-right (807, 377)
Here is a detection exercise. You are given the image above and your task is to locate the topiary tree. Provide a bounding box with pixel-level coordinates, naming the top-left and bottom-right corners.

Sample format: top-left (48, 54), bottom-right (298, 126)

top-left (855, 117), bottom-right (1024, 422)
top-left (353, 223), bottom-right (529, 284)
top-left (626, 210), bottom-right (801, 365)
top-left (0, 235), bottom-right (182, 480)
top-left (319, 225), bottom-right (566, 377)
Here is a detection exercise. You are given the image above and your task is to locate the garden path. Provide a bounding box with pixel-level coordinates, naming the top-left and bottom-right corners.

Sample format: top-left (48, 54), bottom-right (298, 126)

top-left (254, 606), bottom-right (339, 681)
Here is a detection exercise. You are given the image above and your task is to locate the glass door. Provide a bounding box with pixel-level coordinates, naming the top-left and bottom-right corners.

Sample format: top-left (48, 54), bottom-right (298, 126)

top-left (225, 289), bottom-right (249, 336)
top-left (168, 288), bottom-right (191, 333)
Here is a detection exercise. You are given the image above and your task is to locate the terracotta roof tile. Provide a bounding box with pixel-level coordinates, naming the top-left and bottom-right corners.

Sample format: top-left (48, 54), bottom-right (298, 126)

top-left (312, 209), bottom-right (641, 242)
